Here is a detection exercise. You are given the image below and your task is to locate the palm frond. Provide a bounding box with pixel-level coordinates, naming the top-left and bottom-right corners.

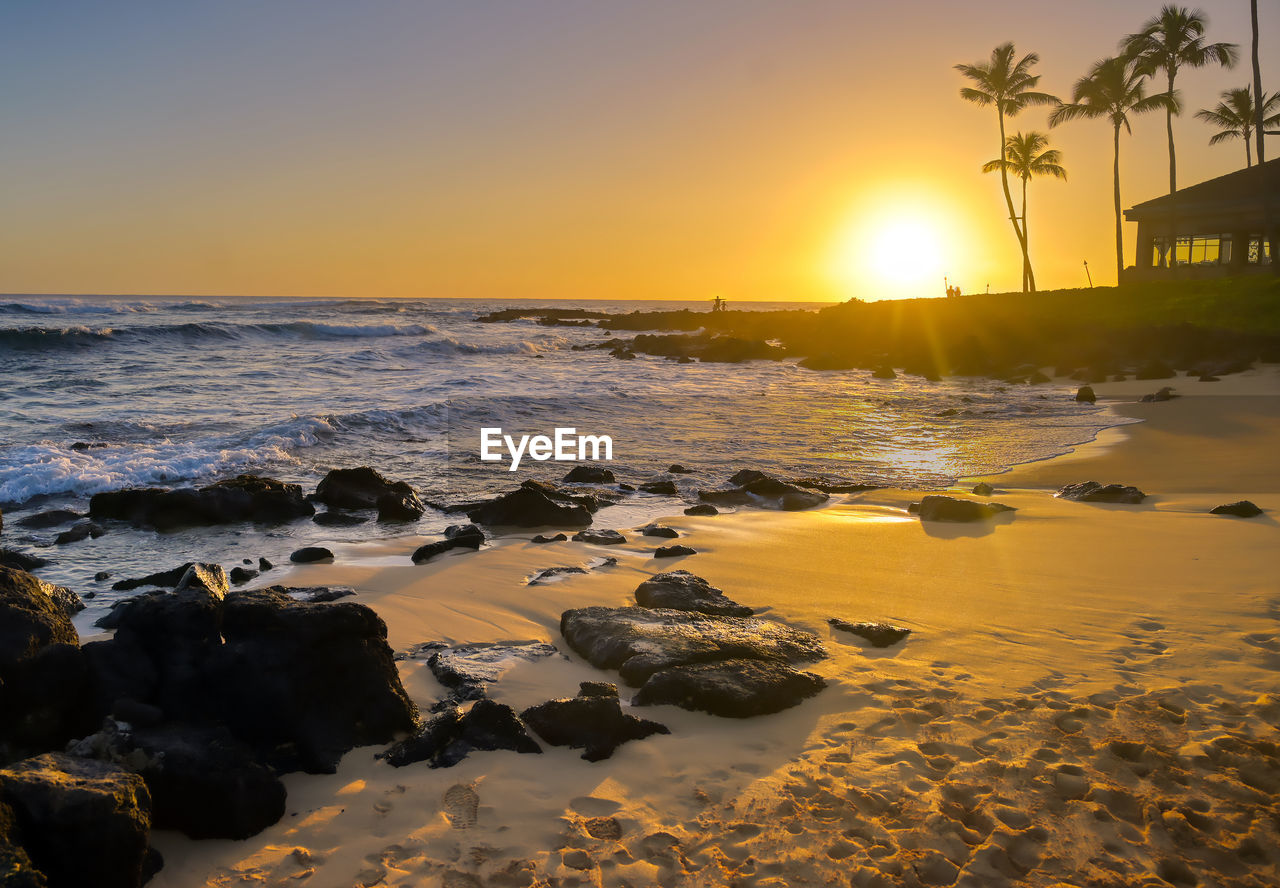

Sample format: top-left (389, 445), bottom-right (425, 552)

top-left (1207, 130), bottom-right (1241, 145)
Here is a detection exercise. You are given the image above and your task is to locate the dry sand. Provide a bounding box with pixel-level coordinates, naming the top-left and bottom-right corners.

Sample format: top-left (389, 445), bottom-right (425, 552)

top-left (149, 368), bottom-right (1280, 888)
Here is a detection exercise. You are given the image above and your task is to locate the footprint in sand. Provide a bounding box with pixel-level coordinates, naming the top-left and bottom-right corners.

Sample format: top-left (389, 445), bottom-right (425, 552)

top-left (443, 783), bottom-right (479, 829)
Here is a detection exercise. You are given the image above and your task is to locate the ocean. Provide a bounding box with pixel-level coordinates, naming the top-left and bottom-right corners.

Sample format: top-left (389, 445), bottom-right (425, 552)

top-left (0, 295), bottom-right (1130, 623)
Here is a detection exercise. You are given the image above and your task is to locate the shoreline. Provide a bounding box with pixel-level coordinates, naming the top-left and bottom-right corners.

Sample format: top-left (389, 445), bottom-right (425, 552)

top-left (144, 368), bottom-right (1280, 887)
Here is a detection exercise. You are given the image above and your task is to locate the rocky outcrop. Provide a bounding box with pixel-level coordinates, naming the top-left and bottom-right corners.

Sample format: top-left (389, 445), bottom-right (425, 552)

top-left (0, 753), bottom-right (155, 888)
top-left (89, 475), bottom-right (314, 529)
top-left (828, 619), bottom-right (912, 647)
top-left (0, 550), bottom-right (48, 572)
top-left (560, 606), bottom-right (826, 687)
top-left (634, 571), bottom-right (751, 617)
top-left (698, 470), bottom-right (829, 511)
top-left (562, 466), bottom-right (616, 484)
top-left (1210, 500), bottom-right (1263, 518)
top-left (1075, 385), bottom-right (1096, 404)
top-left (632, 658), bottom-right (826, 718)
top-left (571, 529), bottom-right (626, 545)
top-left (467, 483), bottom-right (594, 528)
top-left (111, 562), bottom-right (194, 592)
top-left (14, 510), bottom-right (82, 530)
top-left (173, 563), bottom-right (228, 598)
top-left (313, 467), bottom-right (424, 522)
top-left (1056, 481), bottom-right (1146, 504)
top-left (531, 533), bottom-right (568, 543)
top-left (640, 524), bottom-right (679, 538)
top-left (908, 495), bottom-right (1016, 522)
top-left (684, 504), bottom-right (719, 516)
top-left (638, 479), bottom-right (679, 495)
top-left (289, 546), bottom-right (333, 563)
top-left (411, 526), bottom-right (484, 565)
top-left (382, 700), bottom-right (541, 768)
top-left (654, 545), bottom-right (696, 558)
top-left (521, 684), bottom-right (669, 762)
top-left (69, 720), bottom-right (286, 841)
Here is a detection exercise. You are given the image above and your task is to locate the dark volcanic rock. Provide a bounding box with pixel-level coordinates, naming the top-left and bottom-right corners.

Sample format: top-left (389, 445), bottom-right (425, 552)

top-left (972, 482), bottom-right (994, 496)
top-left (872, 365), bottom-right (897, 379)
top-left (273, 585), bottom-right (357, 603)
top-left (634, 571), bottom-right (751, 617)
top-left (699, 471), bottom-right (829, 511)
top-left (229, 566), bottom-right (259, 585)
top-left (1056, 481), bottom-right (1146, 504)
top-left (667, 464), bottom-right (693, 474)
top-left (382, 700), bottom-right (541, 768)
top-left (289, 546), bottom-right (334, 564)
top-left (89, 474), bottom-right (314, 529)
top-left (313, 467), bottom-right (421, 517)
top-left (908, 495), bottom-right (1016, 522)
top-left (1139, 385), bottom-right (1177, 403)
top-left (258, 557), bottom-right (273, 571)
top-left (53, 521), bottom-right (104, 545)
top-left (572, 529), bottom-right (626, 545)
top-left (0, 798), bottom-right (45, 888)
top-left (39, 582), bottom-right (84, 618)
top-left (521, 689), bottom-right (669, 762)
top-left (577, 681), bottom-right (618, 698)
top-left (829, 619), bottom-right (912, 647)
top-left (110, 589), bottom-right (224, 721)
top-left (423, 641), bottom-right (559, 703)
top-left (410, 539), bottom-right (469, 565)
top-left (1075, 385), bottom-right (1097, 404)
top-left (15, 509), bottom-right (82, 530)
top-left (531, 533), bottom-right (568, 543)
top-left (560, 606), bottom-right (826, 687)
top-left (654, 545), bottom-right (697, 558)
top-left (111, 562), bottom-right (194, 592)
top-left (638, 479), bottom-right (679, 495)
top-left (467, 485), bottom-right (593, 528)
top-left (214, 590), bottom-right (417, 773)
top-left (173, 563), bottom-right (229, 598)
top-left (528, 566), bottom-right (588, 585)
top-left (563, 466), bottom-right (616, 484)
top-left (444, 524), bottom-right (486, 547)
top-left (71, 721), bottom-right (286, 841)
top-left (684, 504), bottom-right (719, 516)
top-left (0, 753), bottom-right (153, 888)
top-left (1210, 500), bottom-right (1263, 518)
top-left (0, 566), bottom-right (79, 674)
top-left (0, 549), bottom-right (49, 571)
top-left (633, 658), bottom-right (826, 717)
top-left (640, 524), bottom-right (679, 538)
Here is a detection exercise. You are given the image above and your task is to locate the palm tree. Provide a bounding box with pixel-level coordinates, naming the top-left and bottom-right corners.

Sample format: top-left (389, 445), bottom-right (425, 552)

top-left (981, 132), bottom-right (1067, 288)
top-left (1251, 0), bottom-right (1265, 164)
top-left (1195, 87), bottom-right (1280, 167)
top-left (1050, 56), bottom-right (1170, 282)
top-left (1123, 5), bottom-right (1237, 194)
top-left (955, 43), bottom-right (1058, 292)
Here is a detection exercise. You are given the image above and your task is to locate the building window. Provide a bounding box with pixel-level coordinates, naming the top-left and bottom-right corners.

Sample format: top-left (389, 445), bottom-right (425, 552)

top-left (1248, 236), bottom-right (1272, 265)
top-left (1153, 234), bottom-right (1230, 267)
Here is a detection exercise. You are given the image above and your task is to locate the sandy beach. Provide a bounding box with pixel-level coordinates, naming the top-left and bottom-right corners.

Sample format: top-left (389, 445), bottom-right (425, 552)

top-left (131, 368), bottom-right (1280, 888)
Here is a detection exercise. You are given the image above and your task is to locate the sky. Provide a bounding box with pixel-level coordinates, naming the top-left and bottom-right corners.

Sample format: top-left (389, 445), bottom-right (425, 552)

top-left (0, 1), bottom-right (1273, 301)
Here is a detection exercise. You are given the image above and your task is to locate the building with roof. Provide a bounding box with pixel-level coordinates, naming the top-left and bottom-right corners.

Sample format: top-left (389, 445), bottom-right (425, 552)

top-left (1123, 157), bottom-right (1277, 280)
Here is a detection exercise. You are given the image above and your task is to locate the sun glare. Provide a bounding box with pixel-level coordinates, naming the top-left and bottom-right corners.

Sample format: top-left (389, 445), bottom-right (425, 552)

top-left (827, 192), bottom-right (959, 301)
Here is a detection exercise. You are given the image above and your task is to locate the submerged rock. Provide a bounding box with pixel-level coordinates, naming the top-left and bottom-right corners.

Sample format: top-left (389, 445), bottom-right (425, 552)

top-left (313, 510), bottom-right (366, 527)
top-left (531, 533), bottom-right (568, 543)
top-left (313, 466), bottom-right (423, 520)
top-left (638, 479), bottom-right (679, 495)
top-left (382, 700), bottom-right (541, 768)
top-left (421, 641), bottom-right (560, 703)
top-left (572, 529), bottom-right (626, 545)
top-left (14, 509), bottom-right (82, 530)
top-left (908, 495), bottom-right (1016, 522)
top-left (0, 753), bottom-right (155, 888)
top-left (0, 549), bottom-right (49, 572)
top-left (228, 566), bottom-right (259, 585)
top-left (560, 606), bottom-right (826, 687)
top-left (53, 521), bottom-right (104, 546)
top-left (111, 563), bottom-right (194, 592)
top-left (828, 619), bottom-right (912, 647)
top-left (972, 482), bottom-right (994, 496)
top-left (528, 566), bottom-right (588, 586)
top-left (684, 504), bottom-right (719, 517)
top-left (1056, 481), bottom-right (1146, 504)
top-left (1210, 500), bottom-right (1263, 518)
top-left (698, 470), bottom-right (828, 511)
top-left (634, 571), bottom-right (751, 617)
top-left (633, 658), bottom-right (826, 718)
top-left (521, 686), bottom-right (669, 762)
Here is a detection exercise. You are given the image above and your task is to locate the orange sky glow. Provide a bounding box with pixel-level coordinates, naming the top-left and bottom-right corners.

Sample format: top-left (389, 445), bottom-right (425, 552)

top-left (0, 1), bottom-right (1272, 302)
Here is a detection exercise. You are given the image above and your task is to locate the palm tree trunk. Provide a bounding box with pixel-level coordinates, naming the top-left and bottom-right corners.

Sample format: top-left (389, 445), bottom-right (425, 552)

top-left (1021, 176), bottom-right (1032, 289)
top-left (1246, 132), bottom-right (1252, 168)
top-left (1113, 122), bottom-right (1124, 283)
top-left (996, 110), bottom-right (1030, 292)
top-left (1165, 72), bottom-right (1177, 194)
top-left (1252, 0), bottom-right (1265, 164)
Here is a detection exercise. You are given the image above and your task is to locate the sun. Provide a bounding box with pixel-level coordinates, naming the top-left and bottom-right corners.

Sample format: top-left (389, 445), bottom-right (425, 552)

top-left (826, 192), bottom-right (959, 301)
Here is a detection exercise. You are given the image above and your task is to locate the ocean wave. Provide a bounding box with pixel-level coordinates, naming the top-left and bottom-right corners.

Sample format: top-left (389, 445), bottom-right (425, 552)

top-left (0, 299), bottom-right (162, 316)
top-left (0, 320), bottom-right (442, 350)
top-left (0, 439), bottom-right (302, 507)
